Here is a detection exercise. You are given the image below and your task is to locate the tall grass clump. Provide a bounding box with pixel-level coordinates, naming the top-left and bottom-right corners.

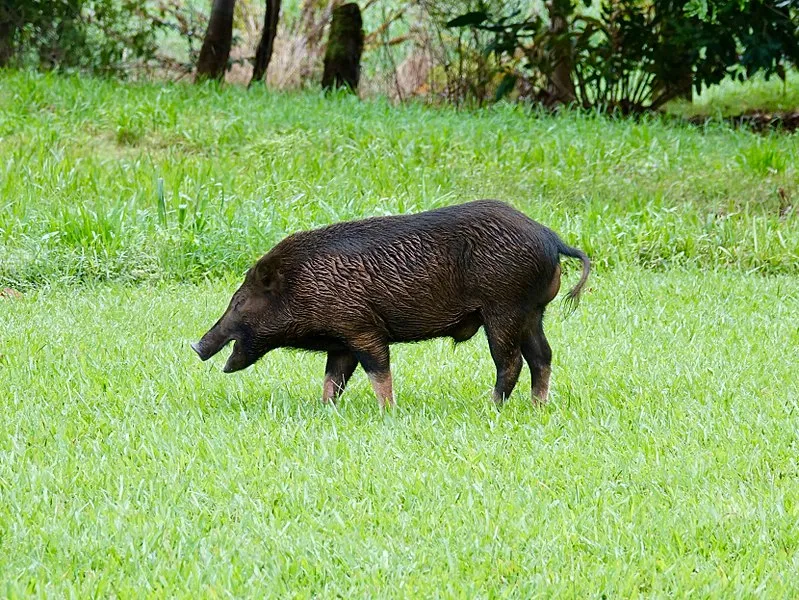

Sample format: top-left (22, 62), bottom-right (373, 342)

top-left (1, 71), bottom-right (798, 288)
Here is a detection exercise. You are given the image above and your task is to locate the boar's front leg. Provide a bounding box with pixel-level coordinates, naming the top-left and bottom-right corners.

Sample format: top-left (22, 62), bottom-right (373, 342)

top-left (322, 350), bottom-right (359, 404)
top-left (352, 341), bottom-right (395, 410)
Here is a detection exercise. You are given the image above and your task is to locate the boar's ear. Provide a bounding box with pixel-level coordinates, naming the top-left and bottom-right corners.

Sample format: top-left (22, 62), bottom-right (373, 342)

top-left (254, 259), bottom-right (283, 294)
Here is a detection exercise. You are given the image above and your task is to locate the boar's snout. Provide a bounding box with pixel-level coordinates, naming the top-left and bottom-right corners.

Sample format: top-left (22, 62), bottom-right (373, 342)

top-left (190, 341), bottom-right (212, 361)
top-left (192, 278), bottom-right (277, 373)
top-left (192, 311), bottom-right (264, 373)
top-left (191, 320), bottom-right (231, 362)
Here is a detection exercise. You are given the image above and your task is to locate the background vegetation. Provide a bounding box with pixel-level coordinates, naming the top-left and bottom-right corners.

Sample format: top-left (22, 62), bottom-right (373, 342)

top-left (2, 0), bottom-right (797, 111)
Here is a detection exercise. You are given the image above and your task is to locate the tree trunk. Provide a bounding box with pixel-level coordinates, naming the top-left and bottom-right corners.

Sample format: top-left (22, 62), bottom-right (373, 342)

top-left (649, 11), bottom-right (695, 108)
top-left (664, 53), bottom-right (694, 103)
top-left (321, 3), bottom-right (363, 92)
top-left (196, 0), bottom-right (237, 82)
top-left (249, 0), bottom-right (281, 87)
top-left (0, 24), bottom-right (15, 68)
top-left (0, 9), bottom-right (16, 68)
top-left (673, 70), bottom-right (693, 102)
top-left (545, 0), bottom-right (576, 105)
top-left (650, 69), bottom-right (693, 111)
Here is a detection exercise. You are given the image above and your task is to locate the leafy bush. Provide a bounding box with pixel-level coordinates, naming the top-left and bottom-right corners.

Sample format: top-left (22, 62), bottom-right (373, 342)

top-left (0, 0), bottom-right (166, 76)
top-left (411, 0), bottom-right (514, 105)
top-left (443, 0), bottom-right (799, 112)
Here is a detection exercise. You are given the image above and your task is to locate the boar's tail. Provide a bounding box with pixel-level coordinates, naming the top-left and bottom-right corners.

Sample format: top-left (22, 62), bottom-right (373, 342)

top-left (556, 241), bottom-right (591, 312)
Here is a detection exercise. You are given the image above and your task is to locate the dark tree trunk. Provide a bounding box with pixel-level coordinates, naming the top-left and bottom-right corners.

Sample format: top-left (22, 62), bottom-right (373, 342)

top-left (650, 70), bottom-right (693, 111)
top-left (0, 18), bottom-right (16, 68)
top-left (0, 0), bottom-right (20, 68)
top-left (545, 0), bottom-right (576, 105)
top-left (678, 73), bottom-right (693, 102)
top-left (670, 70), bottom-right (694, 102)
top-left (249, 0), bottom-right (281, 87)
top-left (321, 3), bottom-right (363, 93)
top-left (649, 12), bottom-right (695, 109)
top-left (196, 0), bottom-right (237, 82)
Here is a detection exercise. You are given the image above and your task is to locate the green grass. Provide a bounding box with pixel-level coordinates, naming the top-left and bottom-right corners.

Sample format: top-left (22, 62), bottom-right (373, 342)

top-left (672, 71), bottom-right (799, 118)
top-left (1, 269), bottom-right (798, 596)
top-left (1, 70), bottom-right (798, 288)
top-left (2, 71), bottom-right (799, 595)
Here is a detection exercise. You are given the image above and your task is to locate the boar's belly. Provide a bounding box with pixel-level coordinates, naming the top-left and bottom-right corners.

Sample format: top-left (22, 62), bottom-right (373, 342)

top-left (385, 310), bottom-right (483, 344)
top-left (285, 333), bottom-right (349, 352)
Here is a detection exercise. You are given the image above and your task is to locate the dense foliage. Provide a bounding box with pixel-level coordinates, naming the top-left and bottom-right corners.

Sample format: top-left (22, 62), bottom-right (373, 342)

top-left (444, 0), bottom-right (799, 111)
top-left (0, 0), bottom-right (168, 75)
top-left (2, 0), bottom-right (796, 112)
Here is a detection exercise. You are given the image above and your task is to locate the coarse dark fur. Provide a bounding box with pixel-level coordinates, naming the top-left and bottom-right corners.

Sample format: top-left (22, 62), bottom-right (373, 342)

top-left (192, 200), bottom-right (591, 409)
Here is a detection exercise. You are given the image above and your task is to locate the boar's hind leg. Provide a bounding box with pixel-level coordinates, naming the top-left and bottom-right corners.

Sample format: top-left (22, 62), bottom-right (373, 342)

top-left (353, 343), bottom-right (394, 410)
top-left (323, 350), bottom-right (359, 404)
top-left (521, 313), bottom-right (553, 405)
top-left (483, 312), bottom-right (524, 406)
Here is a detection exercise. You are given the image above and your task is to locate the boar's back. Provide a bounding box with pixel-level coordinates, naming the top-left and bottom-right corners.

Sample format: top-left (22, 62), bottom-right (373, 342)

top-left (266, 200), bottom-right (564, 344)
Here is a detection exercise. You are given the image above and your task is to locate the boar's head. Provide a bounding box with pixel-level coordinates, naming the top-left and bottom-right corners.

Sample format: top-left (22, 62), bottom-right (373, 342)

top-left (191, 258), bottom-right (285, 373)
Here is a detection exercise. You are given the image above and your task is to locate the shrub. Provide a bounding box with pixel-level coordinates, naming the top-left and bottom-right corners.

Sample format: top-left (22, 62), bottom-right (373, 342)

top-left (0, 0), bottom-right (165, 76)
top-left (442, 0), bottom-right (799, 112)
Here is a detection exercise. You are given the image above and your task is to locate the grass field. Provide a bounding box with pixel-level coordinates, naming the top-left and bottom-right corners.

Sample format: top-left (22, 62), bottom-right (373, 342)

top-left (1, 71), bottom-right (799, 596)
top-left (2, 71), bottom-right (798, 287)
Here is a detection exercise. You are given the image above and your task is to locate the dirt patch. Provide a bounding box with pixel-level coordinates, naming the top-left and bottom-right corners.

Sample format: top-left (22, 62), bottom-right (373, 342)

top-left (1, 287), bottom-right (23, 300)
top-left (687, 111), bottom-right (799, 133)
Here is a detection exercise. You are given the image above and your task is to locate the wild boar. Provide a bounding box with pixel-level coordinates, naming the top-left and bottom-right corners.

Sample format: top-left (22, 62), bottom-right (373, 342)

top-left (192, 200), bottom-right (590, 409)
